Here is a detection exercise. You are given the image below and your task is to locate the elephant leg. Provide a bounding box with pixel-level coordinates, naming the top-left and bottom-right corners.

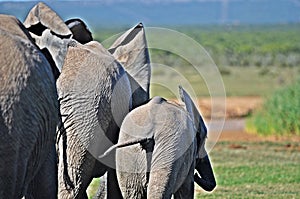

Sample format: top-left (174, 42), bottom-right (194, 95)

top-left (173, 165), bottom-right (194, 199)
top-left (147, 168), bottom-right (175, 199)
top-left (107, 169), bottom-right (123, 199)
top-left (93, 174), bottom-right (107, 199)
top-left (194, 155), bottom-right (216, 192)
top-left (0, 136), bottom-right (25, 198)
top-left (25, 145), bottom-right (57, 199)
top-left (58, 151), bottom-right (97, 199)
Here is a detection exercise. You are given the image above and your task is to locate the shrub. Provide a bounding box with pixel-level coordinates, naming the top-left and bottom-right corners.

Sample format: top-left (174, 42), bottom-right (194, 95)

top-left (247, 79), bottom-right (300, 136)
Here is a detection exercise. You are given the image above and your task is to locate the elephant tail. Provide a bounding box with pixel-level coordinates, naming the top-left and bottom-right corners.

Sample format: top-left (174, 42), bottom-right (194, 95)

top-left (98, 137), bottom-right (153, 159)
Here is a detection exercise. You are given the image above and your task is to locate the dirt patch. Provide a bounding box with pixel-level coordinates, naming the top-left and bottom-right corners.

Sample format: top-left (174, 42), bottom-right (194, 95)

top-left (198, 96), bottom-right (262, 119)
top-left (199, 96), bottom-right (300, 142)
top-left (218, 130), bottom-right (300, 142)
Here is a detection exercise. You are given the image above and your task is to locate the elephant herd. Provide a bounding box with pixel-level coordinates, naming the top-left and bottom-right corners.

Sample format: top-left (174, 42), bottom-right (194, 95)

top-left (0, 2), bottom-right (216, 199)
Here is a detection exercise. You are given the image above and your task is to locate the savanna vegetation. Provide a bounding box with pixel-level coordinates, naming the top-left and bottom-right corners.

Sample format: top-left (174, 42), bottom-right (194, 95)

top-left (94, 24), bottom-right (300, 67)
top-left (94, 24), bottom-right (300, 97)
top-left (247, 78), bottom-right (300, 136)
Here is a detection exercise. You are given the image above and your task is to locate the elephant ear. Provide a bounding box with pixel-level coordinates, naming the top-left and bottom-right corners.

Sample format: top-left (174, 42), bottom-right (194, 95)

top-left (108, 23), bottom-right (151, 98)
top-left (65, 18), bottom-right (93, 44)
top-left (24, 2), bottom-right (71, 37)
top-left (24, 2), bottom-right (72, 75)
top-left (179, 86), bottom-right (207, 141)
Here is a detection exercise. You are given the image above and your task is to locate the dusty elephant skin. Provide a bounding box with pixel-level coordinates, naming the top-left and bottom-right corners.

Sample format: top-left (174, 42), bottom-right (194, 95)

top-left (56, 41), bottom-right (130, 199)
top-left (56, 22), bottom-right (150, 199)
top-left (0, 15), bottom-right (58, 199)
top-left (111, 87), bottom-right (216, 199)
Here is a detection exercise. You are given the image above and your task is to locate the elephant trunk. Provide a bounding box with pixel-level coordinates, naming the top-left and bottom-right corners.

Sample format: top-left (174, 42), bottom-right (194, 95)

top-left (194, 155), bottom-right (216, 192)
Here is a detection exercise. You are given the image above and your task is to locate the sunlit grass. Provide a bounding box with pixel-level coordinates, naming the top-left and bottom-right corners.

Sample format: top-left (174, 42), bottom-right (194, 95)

top-left (196, 141), bottom-right (300, 198)
top-left (150, 65), bottom-right (299, 98)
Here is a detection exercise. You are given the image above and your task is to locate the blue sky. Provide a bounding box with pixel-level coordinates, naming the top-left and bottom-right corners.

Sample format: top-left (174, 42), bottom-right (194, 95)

top-left (1, 0), bottom-right (300, 27)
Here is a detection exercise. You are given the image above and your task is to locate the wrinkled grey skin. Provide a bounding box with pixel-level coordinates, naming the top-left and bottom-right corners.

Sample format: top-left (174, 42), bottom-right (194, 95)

top-left (56, 40), bottom-right (131, 199)
top-left (0, 15), bottom-right (58, 199)
top-left (107, 87), bottom-right (216, 199)
top-left (56, 23), bottom-right (150, 199)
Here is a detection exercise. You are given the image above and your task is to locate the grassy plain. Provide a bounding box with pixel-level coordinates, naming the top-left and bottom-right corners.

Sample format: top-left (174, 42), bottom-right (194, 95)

top-left (196, 140), bottom-right (300, 199)
top-left (94, 24), bottom-right (300, 98)
top-left (150, 65), bottom-right (299, 97)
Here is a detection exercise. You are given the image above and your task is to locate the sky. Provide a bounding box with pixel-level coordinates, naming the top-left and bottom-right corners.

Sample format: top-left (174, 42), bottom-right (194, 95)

top-left (1, 0), bottom-right (300, 27)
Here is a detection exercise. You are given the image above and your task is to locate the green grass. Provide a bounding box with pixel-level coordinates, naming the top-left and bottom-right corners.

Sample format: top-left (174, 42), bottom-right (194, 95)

top-left (196, 141), bottom-right (300, 198)
top-left (150, 65), bottom-right (299, 98)
top-left (246, 79), bottom-right (300, 136)
top-left (87, 141), bottom-right (300, 198)
top-left (87, 178), bottom-right (100, 199)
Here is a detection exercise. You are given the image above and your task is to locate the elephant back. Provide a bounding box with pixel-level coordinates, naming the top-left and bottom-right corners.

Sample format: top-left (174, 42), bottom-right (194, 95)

top-left (57, 40), bottom-right (132, 155)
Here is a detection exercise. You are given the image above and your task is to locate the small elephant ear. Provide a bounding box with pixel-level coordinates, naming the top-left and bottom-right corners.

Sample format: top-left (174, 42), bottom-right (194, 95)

top-left (179, 86), bottom-right (207, 140)
top-left (65, 18), bottom-right (93, 44)
top-left (108, 23), bottom-right (151, 96)
top-left (23, 2), bottom-right (72, 73)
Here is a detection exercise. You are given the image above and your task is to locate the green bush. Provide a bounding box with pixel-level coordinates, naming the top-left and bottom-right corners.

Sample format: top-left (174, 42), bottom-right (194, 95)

top-left (247, 79), bottom-right (300, 136)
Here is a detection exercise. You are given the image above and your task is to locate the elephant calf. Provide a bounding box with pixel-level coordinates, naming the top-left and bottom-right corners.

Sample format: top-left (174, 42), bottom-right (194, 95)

top-left (102, 86), bottom-right (216, 199)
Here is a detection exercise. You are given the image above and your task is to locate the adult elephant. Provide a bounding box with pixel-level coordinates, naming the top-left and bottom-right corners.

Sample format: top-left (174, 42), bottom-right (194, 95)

top-left (23, 2), bottom-right (94, 79)
top-left (23, 2), bottom-right (73, 78)
top-left (0, 14), bottom-right (58, 198)
top-left (56, 23), bottom-right (150, 199)
top-left (102, 87), bottom-right (216, 198)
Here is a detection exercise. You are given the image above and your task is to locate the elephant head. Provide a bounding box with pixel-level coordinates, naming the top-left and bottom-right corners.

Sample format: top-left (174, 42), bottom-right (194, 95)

top-left (65, 18), bottom-right (93, 44)
top-left (24, 2), bottom-right (72, 76)
top-left (101, 86), bottom-right (215, 198)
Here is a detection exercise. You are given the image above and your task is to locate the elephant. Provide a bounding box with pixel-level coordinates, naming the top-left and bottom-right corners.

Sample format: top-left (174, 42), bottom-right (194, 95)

top-left (65, 18), bottom-right (93, 44)
top-left (23, 2), bottom-right (73, 78)
top-left (101, 86), bottom-right (216, 198)
top-left (56, 22), bottom-right (150, 199)
top-left (0, 14), bottom-right (58, 198)
top-left (23, 2), bottom-right (94, 79)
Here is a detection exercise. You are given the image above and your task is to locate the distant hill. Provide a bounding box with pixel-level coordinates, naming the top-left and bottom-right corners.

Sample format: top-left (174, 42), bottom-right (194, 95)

top-left (0, 0), bottom-right (300, 29)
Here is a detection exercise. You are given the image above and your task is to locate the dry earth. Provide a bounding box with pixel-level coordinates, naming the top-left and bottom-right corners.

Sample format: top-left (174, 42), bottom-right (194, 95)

top-left (198, 96), bottom-right (262, 119)
top-left (198, 96), bottom-right (300, 142)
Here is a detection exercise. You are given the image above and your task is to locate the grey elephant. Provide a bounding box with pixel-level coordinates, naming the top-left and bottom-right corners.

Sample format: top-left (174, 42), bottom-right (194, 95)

top-left (101, 87), bottom-right (216, 198)
top-left (23, 2), bottom-right (73, 78)
top-left (24, 2), bottom-right (94, 79)
top-left (0, 14), bottom-right (58, 198)
top-left (56, 23), bottom-right (150, 199)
